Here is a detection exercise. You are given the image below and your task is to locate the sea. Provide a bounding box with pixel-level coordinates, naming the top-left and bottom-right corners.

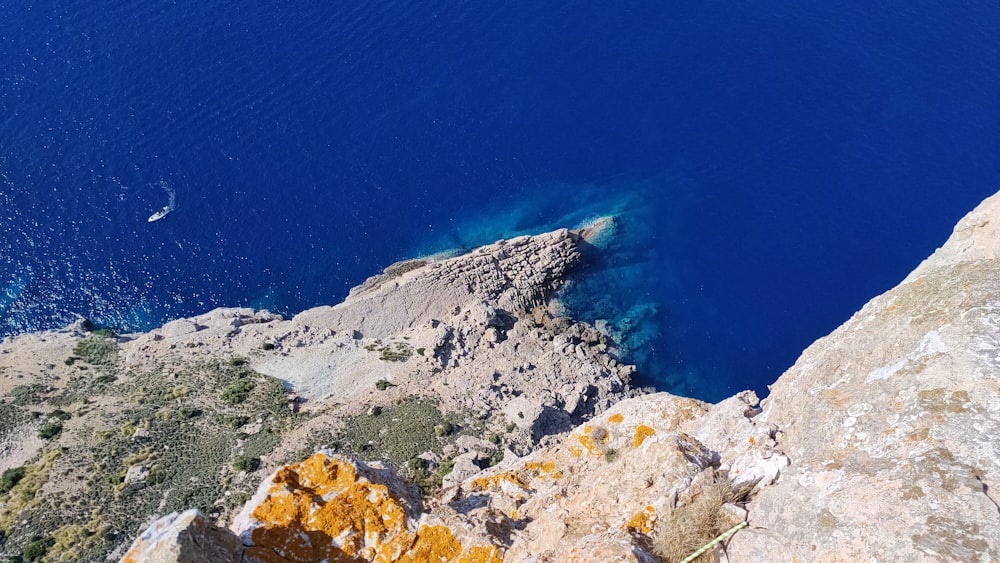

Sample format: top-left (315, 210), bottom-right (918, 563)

top-left (2, 1), bottom-right (999, 402)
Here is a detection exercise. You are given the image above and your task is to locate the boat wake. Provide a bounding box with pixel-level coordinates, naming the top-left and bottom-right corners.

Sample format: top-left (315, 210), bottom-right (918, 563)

top-left (148, 180), bottom-right (177, 222)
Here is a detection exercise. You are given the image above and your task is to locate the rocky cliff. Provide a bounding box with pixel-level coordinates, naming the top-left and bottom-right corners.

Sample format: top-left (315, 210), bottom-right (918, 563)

top-left (0, 219), bottom-right (639, 561)
top-left (726, 191), bottom-right (1000, 561)
top-left (6, 189), bottom-right (1000, 562)
top-left (125, 190), bottom-right (1000, 562)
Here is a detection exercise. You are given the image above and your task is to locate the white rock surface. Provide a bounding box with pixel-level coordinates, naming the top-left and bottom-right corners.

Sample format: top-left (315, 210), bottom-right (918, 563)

top-left (729, 190), bottom-right (1000, 561)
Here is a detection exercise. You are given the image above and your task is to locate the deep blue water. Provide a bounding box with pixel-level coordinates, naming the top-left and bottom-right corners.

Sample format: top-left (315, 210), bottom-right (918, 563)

top-left (2, 1), bottom-right (999, 402)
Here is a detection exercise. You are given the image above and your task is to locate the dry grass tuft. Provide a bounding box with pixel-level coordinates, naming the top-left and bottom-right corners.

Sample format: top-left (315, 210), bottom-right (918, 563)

top-left (651, 472), bottom-right (754, 562)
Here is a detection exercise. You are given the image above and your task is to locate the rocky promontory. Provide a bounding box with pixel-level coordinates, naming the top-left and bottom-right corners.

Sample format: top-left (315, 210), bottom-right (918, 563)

top-left (0, 218), bottom-right (639, 561)
top-left (3, 189), bottom-right (1000, 562)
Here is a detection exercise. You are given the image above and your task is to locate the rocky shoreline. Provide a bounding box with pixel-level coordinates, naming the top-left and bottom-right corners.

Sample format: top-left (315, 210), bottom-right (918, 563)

top-left (0, 217), bottom-right (644, 561)
top-left (3, 191), bottom-right (1000, 561)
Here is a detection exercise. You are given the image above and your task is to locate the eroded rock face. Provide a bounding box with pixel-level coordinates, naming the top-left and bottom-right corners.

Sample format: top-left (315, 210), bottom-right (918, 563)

top-left (117, 191), bottom-right (1000, 562)
top-left (727, 191), bottom-right (1000, 562)
top-left (121, 226), bottom-right (630, 418)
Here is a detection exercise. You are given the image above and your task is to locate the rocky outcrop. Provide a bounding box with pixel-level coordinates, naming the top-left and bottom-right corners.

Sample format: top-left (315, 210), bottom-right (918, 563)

top-left (122, 453), bottom-right (503, 563)
top-left (118, 391), bottom-right (783, 562)
top-left (121, 223), bottom-right (635, 455)
top-left (126, 190), bottom-right (1000, 562)
top-left (122, 227), bottom-right (629, 409)
top-left (1, 220), bottom-right (640, 561)
top-left (726, 191), bottom-right (1000, 561)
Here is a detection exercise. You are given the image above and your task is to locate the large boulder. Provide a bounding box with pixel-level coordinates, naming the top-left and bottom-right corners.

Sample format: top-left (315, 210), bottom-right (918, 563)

top-left (231, 452), bottom-right (501, 562)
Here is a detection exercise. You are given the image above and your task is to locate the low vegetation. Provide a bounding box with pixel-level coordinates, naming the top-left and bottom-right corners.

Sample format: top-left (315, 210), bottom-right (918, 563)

top-left (328, 399), bottom-right (502, 494)
top-left (650, 473), bottom-right (754, 562)
top-left (0, 354), bottom-right (305, 561)
top-left (71, 333), bottom-right (118, 367)
top-left (364, 340), bottom-right (414, 362)
top-left (336, 398), bottom-right (446, 470)
top-left (0, 467), bottom-right (26, 494)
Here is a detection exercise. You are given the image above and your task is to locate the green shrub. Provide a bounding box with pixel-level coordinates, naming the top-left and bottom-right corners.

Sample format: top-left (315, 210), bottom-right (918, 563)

top-left (437, 459), bottom-right (455, 477)
top-left (0, 467), bottom-right (26, 493)
top-left (215, 414), bottom-right (250, 429)
top-left (10, 384), bottom-right (46, 406)
top-left (72, 335), bottom-right (118, 366)
top-left (222, 381), bottom-right (255, 405)
top-left (38, 421), bottom-right (63, 440)
top-left (23, 536), bottom-right (52, 561)
top-left (375, 379), bottom-right (397, 391)
top-left (232, 455), bottom-right (260, 472)
top-left (93, 374), bottom-right (117, 385)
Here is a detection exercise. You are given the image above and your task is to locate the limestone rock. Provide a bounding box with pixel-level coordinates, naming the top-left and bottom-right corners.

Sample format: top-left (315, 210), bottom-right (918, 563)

top-left (123, 463), bottom-right (150, 487)
top-left (727, 190), bottom-right (1000, 562)
top-left (158, 319), bottom-right (203, 338)
top-left (121, 509), bottom-right (243, 563)
top-left (126, 189), bottom-right (1000, 563)
top-left (435, 393), bottom-right (716, 561)
top-left (230, 452), bottom-right (501, 562)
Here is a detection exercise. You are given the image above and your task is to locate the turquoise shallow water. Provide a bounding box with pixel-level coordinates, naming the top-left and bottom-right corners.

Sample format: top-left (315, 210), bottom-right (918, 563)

top-left (3, 1), bottom-right (1000, 401)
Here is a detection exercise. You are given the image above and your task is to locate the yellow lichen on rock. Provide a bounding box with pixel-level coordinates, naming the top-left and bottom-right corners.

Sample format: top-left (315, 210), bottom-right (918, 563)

top-left (522, 460), bottom-right (561, 479)
top-left (376, 525), bottom-right (501, 563)
top-left (395, 525), bottom-right (462, 562)
top-left (250, 479), bottom-right (406, 560)
top-left (469, 471), bottom-right (530, 492)
top-left (238, 453), bottom-right (503, 563)
top-left (625, 505), bottom-right (656, 534)
top-left (577, 425), bottom-right (610, 456)
top-left (457, 545), bottom-right (504, 563)
top-left (633, 425), bottom-right (656, 448)
top-left (607, 413), bottom-right (624, 423)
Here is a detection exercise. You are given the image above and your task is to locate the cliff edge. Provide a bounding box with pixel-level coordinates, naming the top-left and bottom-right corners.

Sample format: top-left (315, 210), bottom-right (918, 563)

top-left (126, 190), bottom-right (1000, 562)
top-left (0, 219), bottom-right (640, 561)
top-left (727, 190), bottom-right (1000, 561)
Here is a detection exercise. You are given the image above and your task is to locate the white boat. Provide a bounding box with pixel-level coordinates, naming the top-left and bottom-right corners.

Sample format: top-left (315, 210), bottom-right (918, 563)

top-left (147, 206), bottom-right (171, 222)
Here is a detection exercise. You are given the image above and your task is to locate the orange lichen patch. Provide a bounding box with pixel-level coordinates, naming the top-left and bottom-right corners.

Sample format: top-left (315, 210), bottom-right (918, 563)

top-left (314, 482), bottom-right (408, 546)
top-left (469, 471), bottom-right (530, 493)
top-left (522, 460), bottom-right (561, 478)
top-left (577, 425), bottom-right (610, 456)
top-left (569, 446), bottom-right (582, 457)
top-left (395, 525), bottom-right (462, 563)
top-left (607, 413), bottom-right (624, 423)
top-left (375, 525), bottom-right (500, 563)
top-left (249, 454), bottom-right (408, 561)
top-left (625, 505), bottom-right (656, 534)
top-left (239, 453), bottom-right (504, 563)
top-left (523, 460), bottom-right (556, 473)
top-left (633, 425), bottom-right (656, 448)
top-left (748, 436), bottom-right (756, 446)
top-left (296, 451), bottom-right (359, 494)
top-left (457, 545), bottom-right (504, 563)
